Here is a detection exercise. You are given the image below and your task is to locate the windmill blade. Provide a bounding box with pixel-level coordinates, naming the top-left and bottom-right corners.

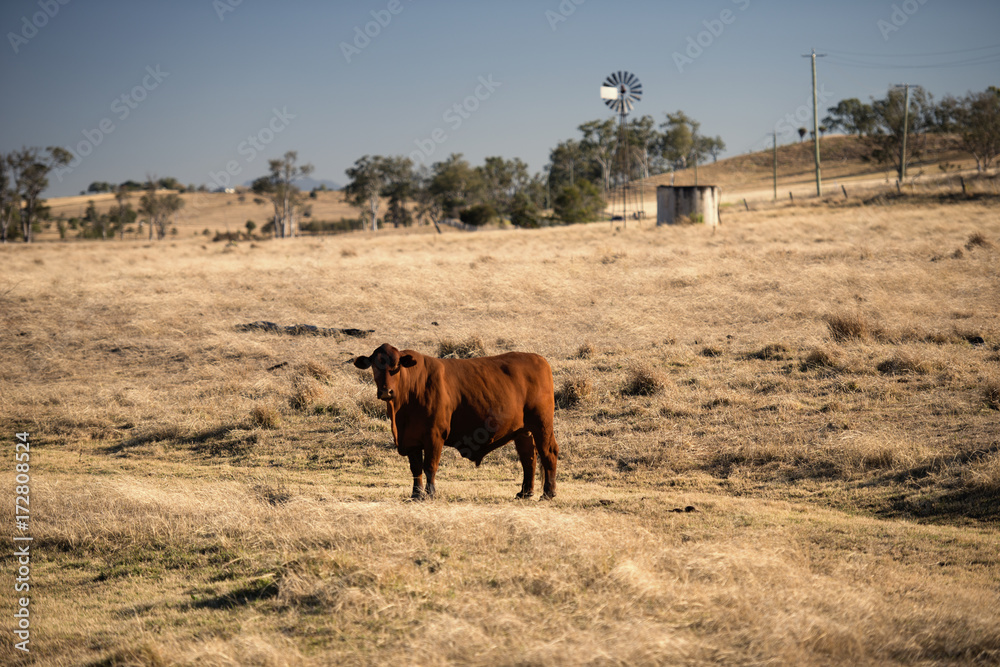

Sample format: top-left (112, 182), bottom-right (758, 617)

top-left (604, 75), bottom-right (616, 88)
top-left (617, 71), bottom-right (624, 87)
top-left (625, 71), bottom-right (637, 87)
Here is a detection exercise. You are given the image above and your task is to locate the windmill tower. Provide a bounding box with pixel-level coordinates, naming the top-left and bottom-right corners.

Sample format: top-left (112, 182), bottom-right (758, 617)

top-left (600, 71), bottom-right (644, 225)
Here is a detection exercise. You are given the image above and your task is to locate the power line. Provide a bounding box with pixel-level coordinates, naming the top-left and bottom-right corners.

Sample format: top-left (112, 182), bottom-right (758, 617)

top-left (822, 43), bottom-right (1000, 58)
top-left (825, 53), bottom-right (1000, 70)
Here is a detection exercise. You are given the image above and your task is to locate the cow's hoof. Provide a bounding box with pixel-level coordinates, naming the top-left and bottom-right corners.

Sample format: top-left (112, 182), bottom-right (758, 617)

top-left (541, 493), bottom-right (555, 501)
top-left (515, 491), bottom-right (534, 500)
top-left (410, 490), bottom-right (427, 501)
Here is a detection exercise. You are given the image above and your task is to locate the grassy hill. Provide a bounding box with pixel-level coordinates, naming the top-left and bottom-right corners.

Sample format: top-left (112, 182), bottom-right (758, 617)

top-left (641, 133), bottom-right (976, 202)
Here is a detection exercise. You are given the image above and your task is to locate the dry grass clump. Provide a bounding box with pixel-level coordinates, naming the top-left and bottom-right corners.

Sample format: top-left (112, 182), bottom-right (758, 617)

top-left (965, 231), bottom-right (995, 250)
top-left (877, 353), bottom-right (932, 376)
top-left (438, 335), bottom-right (487, 359)
top-left (744, 343), bottom-right (790, 361)
top-left (290, 376), bottom-right (324, 411)
top-left (983, 376), bottom-right (1000, 411)
top-left (249, 404), bottom-right (281, 429)
top-left (825, 312), bottom-right (888, 342)
top-left (555, 375), bottom-right (594, 408)
top-left (621, 365), bottom-right (666, 396)
top-left (575, 342), bottom-right (595, 359)
top-left (801, 347), bottom-right (842, 372)
top-left (700, 345), bottom-right (724, 358)
top-left (302, 359), bottom-right (333, 382)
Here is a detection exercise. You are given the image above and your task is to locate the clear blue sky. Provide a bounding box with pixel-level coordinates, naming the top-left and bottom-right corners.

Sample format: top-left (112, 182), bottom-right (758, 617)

top-left (2, 0), bottom-right (998, 197)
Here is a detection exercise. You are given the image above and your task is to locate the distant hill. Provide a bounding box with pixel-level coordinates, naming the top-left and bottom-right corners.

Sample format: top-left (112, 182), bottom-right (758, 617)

top-left (242, 176), bottom-right (342, 191)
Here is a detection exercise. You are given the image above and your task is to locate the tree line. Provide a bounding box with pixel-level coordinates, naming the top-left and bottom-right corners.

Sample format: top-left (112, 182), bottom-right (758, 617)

top-left (3, 86), bottom-right (996, 242)
top-left (823, 85), bottom-right (1000, 179)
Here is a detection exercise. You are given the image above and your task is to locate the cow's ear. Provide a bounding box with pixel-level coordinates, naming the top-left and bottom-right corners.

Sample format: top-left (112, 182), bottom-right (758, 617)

top-left (400, 354), bottom-right (417, 368)
top-left (353, 356), bottom-right (372, 369)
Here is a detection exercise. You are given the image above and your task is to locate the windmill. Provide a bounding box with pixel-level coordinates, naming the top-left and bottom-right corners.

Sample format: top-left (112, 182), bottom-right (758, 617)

top-left (600, 71), bottom-right (644, 225)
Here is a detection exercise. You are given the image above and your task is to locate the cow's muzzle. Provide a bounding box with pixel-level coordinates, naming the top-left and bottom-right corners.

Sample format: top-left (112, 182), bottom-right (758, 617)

top-left (377, 389), bottom-right (394, 401)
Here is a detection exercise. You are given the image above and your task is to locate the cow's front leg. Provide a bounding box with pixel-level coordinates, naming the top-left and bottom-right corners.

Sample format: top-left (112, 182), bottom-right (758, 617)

top-left (408, 449), bottom-right (426, 500)
top-left (423, 435), bottom-right (444, 499)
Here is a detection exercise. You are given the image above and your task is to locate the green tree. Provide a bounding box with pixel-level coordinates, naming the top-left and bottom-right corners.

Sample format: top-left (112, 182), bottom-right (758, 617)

top-left (579, 119), bottom-right (617, 196)
top-left (0, 152), bottom-right (14, 243)
top-left (823, 98), bottom-right (877, 135)
top-left (139, 178), bottom-right (185, 240)
top-left (864, 86), bottom-right (934, 180)
top-left (554, 181), bottom-right (605, 223)
top-left (477, 156), bottom-right (530, 221)
top-left (8, 146), bottom-right (72, 242)
top-left (660, 111), bottom-right (698, 169)
top-left (345, 155), bottom-right (391, 231)
top-left (547, 139), bottom-right (589, 193)
top-left (427, 154), bottom-right (482, 220)
top-left (627, 115), bottom-right (664, 178)
top-left (252, 151), bottom-right (313, 237)
top-left (953, 87), bottom-right (1000, 173)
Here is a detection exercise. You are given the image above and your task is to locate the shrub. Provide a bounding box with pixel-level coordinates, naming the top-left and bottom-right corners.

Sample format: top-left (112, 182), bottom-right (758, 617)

top-left (554, 181), bottom-right (605, 223)
top-left (459, 203), bottom-right (497, 227)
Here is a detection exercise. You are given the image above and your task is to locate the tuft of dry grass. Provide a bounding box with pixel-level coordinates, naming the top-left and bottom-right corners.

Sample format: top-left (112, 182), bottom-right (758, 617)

top-left (825, 312), bottom-right (888, 342)
top-left (438, 335), bottom-right (487, 359)
top-left (555, 375), bottom-right (593, 408)
top-left (249, 404), bottom-right (281, 429)
top-left (621, 365), bottom-right (666, 396)
top-left (290, 376), bottom-right (324, 411)
top-left (575, 342), bottom-right (595, 359)
top-left (877, 353), bottom-right (932, 376)
top-left (984, 376), bottom-right (1000, 411)
top-left (801, 347), bottom-right (842, 372)
top-left (745, 343), bottom-right (790, 361)
top-left (965, 231), bottom-right (995, 250)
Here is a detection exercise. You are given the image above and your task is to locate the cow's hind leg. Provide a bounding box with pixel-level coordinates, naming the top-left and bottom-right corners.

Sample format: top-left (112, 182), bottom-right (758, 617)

top-left (514, 432), bottom-right (536, 499)
top-left (534, 421), bottom-right (558, 500)
top-left (408, 450), bottom-right (426, 500)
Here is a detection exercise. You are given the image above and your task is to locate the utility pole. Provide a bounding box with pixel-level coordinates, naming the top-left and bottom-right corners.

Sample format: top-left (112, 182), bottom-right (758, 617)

top-left (803, 48), bottom-right (826, 197)
top-left (772, 131), bottom-right (778, 201)
top-left (897, 83), bottom-right (911, 183)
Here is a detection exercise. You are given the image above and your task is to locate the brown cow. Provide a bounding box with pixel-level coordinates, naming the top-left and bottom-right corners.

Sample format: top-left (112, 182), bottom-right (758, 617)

top-left (353, 343), bottom-right (558, 500)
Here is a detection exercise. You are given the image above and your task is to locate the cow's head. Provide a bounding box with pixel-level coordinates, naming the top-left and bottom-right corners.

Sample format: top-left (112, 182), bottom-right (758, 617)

top-left (354, 343), bottom-right (417, 401)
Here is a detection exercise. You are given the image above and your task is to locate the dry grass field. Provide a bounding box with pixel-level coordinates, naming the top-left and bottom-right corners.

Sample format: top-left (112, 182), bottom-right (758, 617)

top-left (1, 184), bottom-right (999, 665)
